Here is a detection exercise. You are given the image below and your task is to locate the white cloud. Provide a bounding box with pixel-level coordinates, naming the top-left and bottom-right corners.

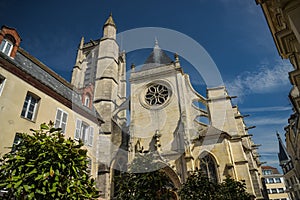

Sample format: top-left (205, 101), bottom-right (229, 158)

top-left (246, 117), bottom-right (287, 126)
top-left (226, 59), bottom-right (293, 99)
top-left (242, 106), bottom-right (291, 112)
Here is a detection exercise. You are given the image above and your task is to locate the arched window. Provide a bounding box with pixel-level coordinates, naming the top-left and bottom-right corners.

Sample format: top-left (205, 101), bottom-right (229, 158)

top-left (199, 154), bottom-right (218, 183)
top-left (0, 26), bottom-right (21, 58)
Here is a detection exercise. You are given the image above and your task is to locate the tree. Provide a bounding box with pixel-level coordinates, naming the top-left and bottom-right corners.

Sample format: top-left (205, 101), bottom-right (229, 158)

top-left (0, 122), bottom-right (99, 200)
top-left (113, 153), bottom-right (176, 200)
top-left (178, 170), bottom-right (218, 200)
top-left (179, 170), bottom-right (252, 200)
top-left (218, 177), bottom-right (252, 200)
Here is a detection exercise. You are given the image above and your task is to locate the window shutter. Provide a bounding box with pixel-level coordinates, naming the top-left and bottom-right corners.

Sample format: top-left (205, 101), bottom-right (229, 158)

top-left (75, 119), bottom-right (82, 140)
top-left (88, 126), bottom-right (94, 146)
top-left (55, 109), bottom-right (62, 128)
top-left (61, 112), bottom-right (68, 133)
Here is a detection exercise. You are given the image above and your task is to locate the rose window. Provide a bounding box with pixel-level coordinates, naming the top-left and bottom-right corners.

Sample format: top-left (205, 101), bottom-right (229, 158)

top-left (145, 84), bottom-right (169, 106)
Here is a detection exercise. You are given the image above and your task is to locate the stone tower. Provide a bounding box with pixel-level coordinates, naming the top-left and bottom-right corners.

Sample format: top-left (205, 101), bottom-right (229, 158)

top-left (70, 14), bottom-right (126, 199)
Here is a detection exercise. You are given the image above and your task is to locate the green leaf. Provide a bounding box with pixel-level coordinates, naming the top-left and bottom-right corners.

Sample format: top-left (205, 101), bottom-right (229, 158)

top-left (34, 174), bottom-right (43, 181)
top-left (28, 168), bottom-right (37, 176)
top-left (14, 180), bottom-right (22, 188)
top-left (40, 123), bottom-right (49, 130)
top-left (28, 192), bottom-right (35, 199)
top-left (15, 155), bottom-right (25, 160)
top-left (50, 166), bottom-right (54, 177)
top-left (23, 185), bottom-right (30, 192)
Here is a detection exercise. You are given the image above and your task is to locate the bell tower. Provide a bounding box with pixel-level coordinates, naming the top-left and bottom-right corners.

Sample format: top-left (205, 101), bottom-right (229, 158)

top-left (92, 14), bottom-right (127, 199)
top-left (94, 13), bottom-right (126, 134)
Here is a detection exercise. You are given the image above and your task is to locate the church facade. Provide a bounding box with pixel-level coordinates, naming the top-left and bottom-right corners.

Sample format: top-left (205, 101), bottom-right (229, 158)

top-left (70, 14), bottom-right (266, 199)
top-left (0, 14), bottom-right (266, 199)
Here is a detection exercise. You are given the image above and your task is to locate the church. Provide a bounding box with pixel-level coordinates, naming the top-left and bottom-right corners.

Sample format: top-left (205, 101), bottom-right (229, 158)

top-left (0, 14), bottom-right (265, 199)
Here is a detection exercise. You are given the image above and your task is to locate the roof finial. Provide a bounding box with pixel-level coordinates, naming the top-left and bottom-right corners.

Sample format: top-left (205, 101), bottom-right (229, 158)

top-left (104, 12), bottom-right (116, 28)
top-left (154, 37), bottom-right (159, 48)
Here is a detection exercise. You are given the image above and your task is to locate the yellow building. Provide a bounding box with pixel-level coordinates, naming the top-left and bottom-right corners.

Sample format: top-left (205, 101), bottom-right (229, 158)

top-left (262, 166), bottom-right (290, 200)
top-left (256, 1), bottom-right (300, 199)
top-left (0, 25), bottom-right (103, 182)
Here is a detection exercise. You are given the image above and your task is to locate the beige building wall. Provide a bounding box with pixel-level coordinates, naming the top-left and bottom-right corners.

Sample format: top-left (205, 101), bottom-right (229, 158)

top-left (0, 54), bottom-right (102, 180)
top-left (256, 1), bottom-right (300, 199)
top-left (262, 166), bottom-right (290, 200)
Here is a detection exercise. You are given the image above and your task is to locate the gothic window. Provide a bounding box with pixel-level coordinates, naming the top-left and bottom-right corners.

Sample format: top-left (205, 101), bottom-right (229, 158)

top-left (145, 84), bottom-right (169, 106)
top-left (199, 154), bottom-right (218, 183)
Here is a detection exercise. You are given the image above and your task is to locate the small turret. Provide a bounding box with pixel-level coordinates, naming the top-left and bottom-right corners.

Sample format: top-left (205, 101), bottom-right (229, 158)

top-left (74, 37), bottom-right (84, 67)
top-left (102, 13), bottom-right (116, 39)
top-left (71, 37), bottom-right (85, 87)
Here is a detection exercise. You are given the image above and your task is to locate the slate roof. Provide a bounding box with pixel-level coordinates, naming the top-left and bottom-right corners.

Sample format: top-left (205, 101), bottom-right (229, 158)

top-left (277, 132), bottom-right (290, 165)
top-left (141, 41), bottom-right (172, 71)
top-left (0, 49), bottom-right (103, 123)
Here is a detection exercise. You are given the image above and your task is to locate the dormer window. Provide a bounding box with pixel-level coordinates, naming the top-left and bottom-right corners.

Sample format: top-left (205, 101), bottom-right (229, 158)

top-left (0, 26), bottom-right (21, 58)
top-left (84, 95), bottom-right (90, 107)
top-left (0, 38), bottom-right (13, 55)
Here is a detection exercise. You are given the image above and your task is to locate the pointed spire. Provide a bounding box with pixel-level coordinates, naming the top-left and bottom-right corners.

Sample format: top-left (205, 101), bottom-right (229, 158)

top-left (277, 132), bottom-right (290, 166)
top-left (75, 37), bottom-right (85, 67)
top-left (79, 36), bottom-right (84, 49)
top-left (141, 39), bottom-right (172, 70)
top-left (104, 12), bottom-right (116, 28)
top-left (154, 37), bottom-right (159, 48)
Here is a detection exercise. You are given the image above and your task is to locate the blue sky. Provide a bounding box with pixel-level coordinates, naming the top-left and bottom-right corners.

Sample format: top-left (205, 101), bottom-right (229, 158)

top-left (0, 0), bottom-right (293, 170)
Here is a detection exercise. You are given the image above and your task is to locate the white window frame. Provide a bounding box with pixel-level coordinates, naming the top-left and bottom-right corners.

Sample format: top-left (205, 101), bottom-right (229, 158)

top-left (268, 178), bottom-right (274, 183)
top-left (21, 93), bottom-right (39, 121)
top-left (88, 126), bottom-right (94, 146)
top-left (74, 119), bottom-right (94, 146)
top-left (274, 177), bottom-right (281, 183)
top-left (12, 133), bottom-right (22, 152)
top-left (278, 188), bottom-right (284, 193)
top-left (84, 95), bottom-right (90, 107)
top-left (0, 39), bottom-right (13, 56)
top-left (271, 188), bottom-right (277, 194)
top-left (75, 119), bottom-right (82, 140)
top-left (0, 75), bottom-right (6, 96)
top-left (81, 122), bottom-right (89, 144)
top-left (54, 108), bottom-right (68, 133)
